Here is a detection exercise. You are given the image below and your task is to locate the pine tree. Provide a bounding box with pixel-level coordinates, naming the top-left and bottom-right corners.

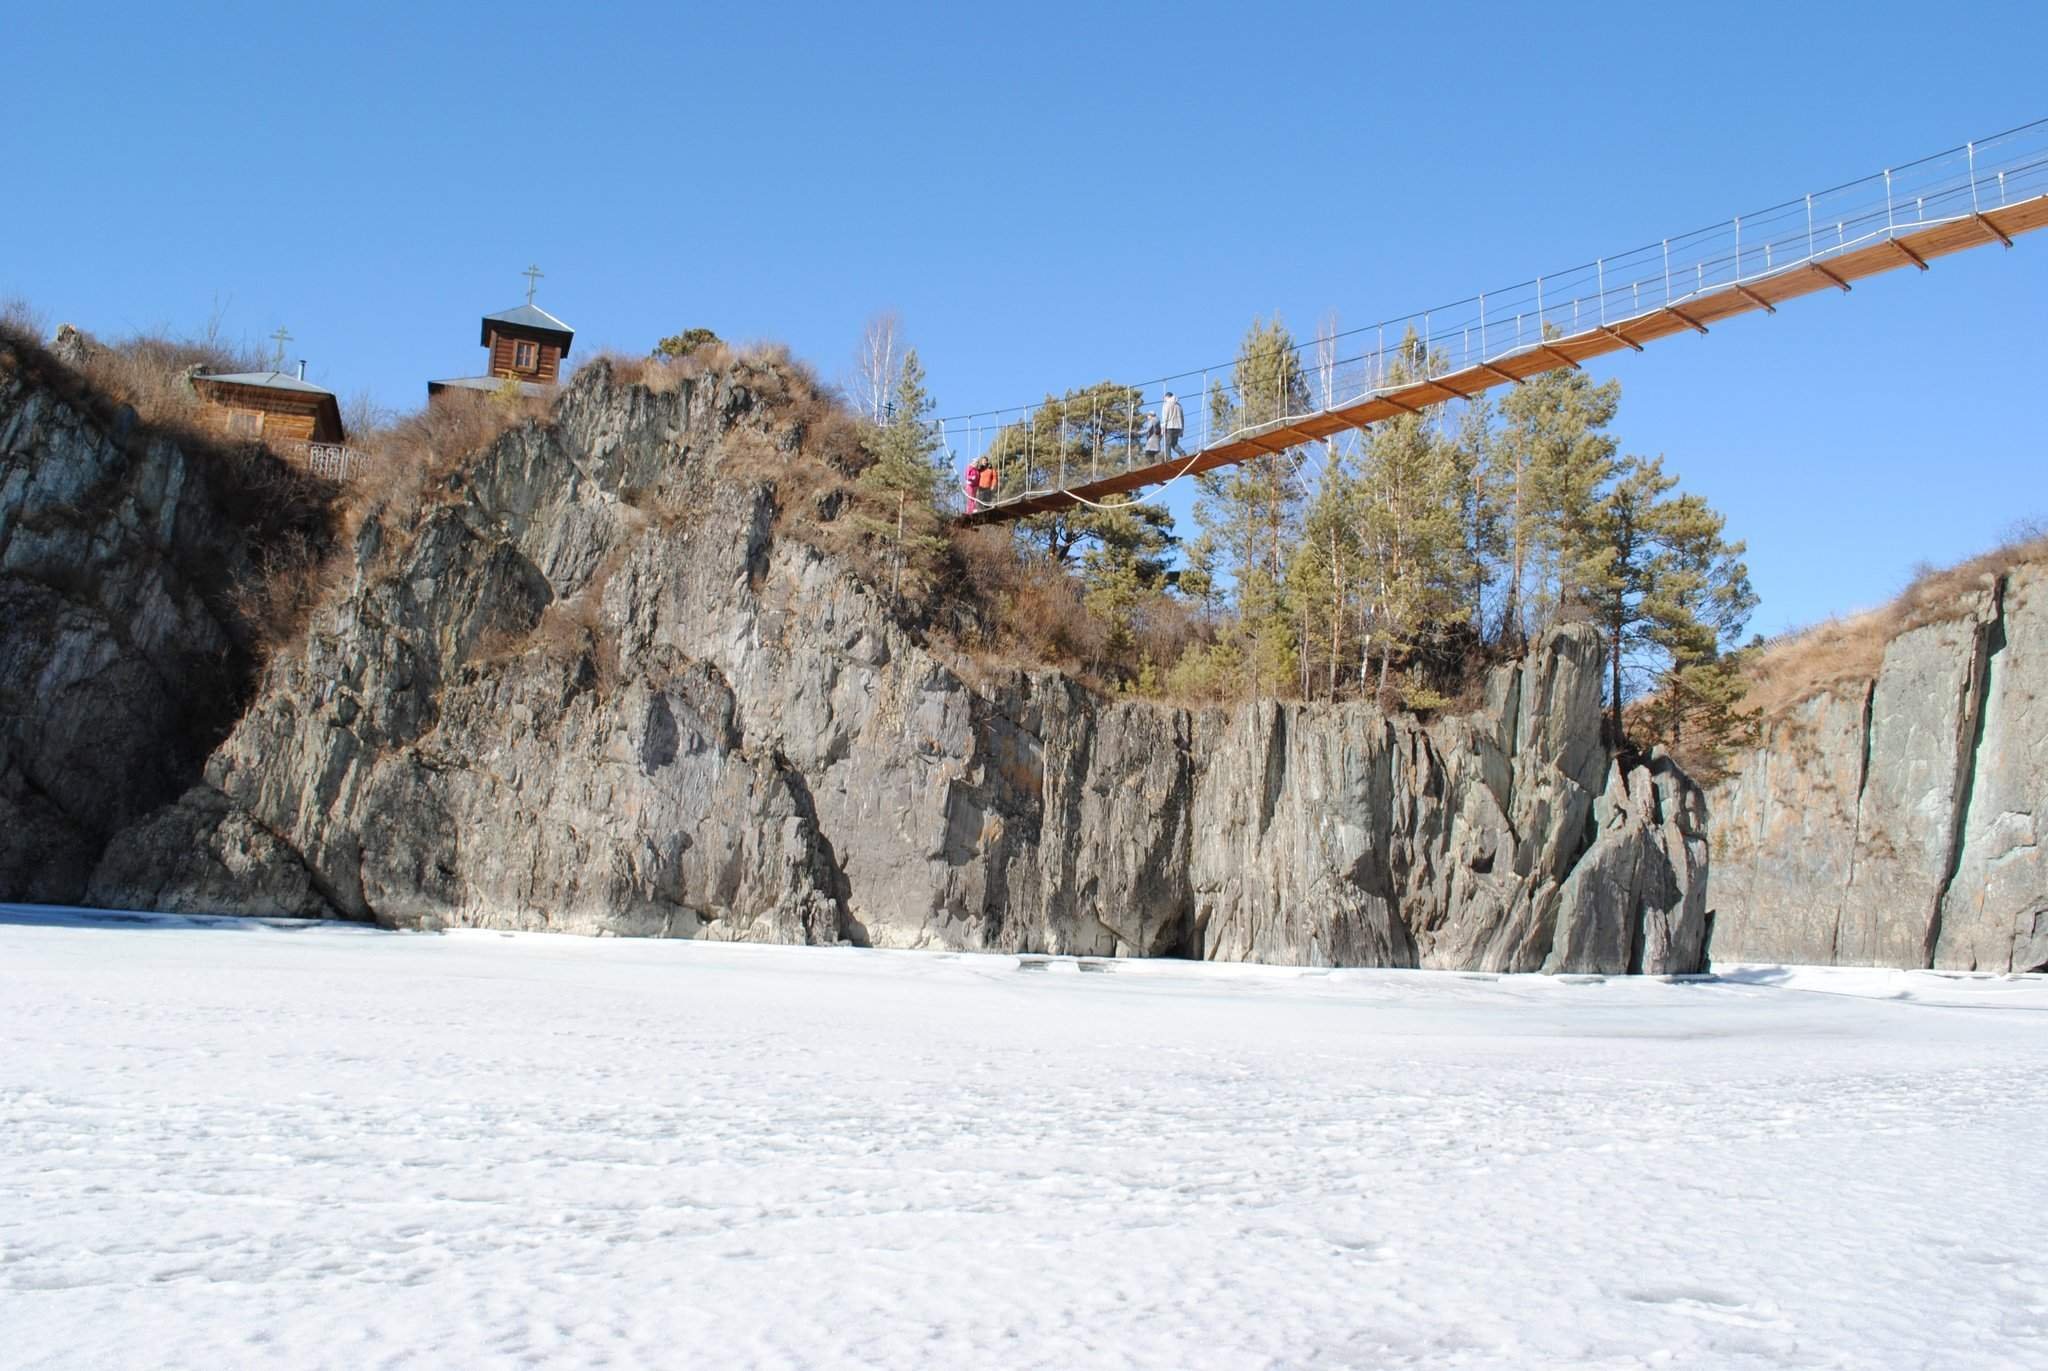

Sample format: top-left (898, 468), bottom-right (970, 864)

top-left (1582, 454), bottom-right (1758, 745)
top-left (1492, 342), bottom-right (1621, 641)
top-left (1286, 457), bottom-right (1365, 699)
top-left (1356, 405), bottom-right (1470, 696)
top-left (1195, 317), bottom-right (1312, 697)
top-left (1637, 655), bottom-right (1759, 780)
top-left (1343, 332), bottom-right (1474, 697)
top-left (1201, 316), bottom-right (1311, 586)
top-left (1236, 565), bottom-right (1299, 699)
top-left (1176, 532), bottom-right (1221, 614)
top-left (1448, 396), bottom-right (1506, 636)
top-left (1079, 505), bottom-right (1176, 676)
top-left (854, 349), bottom-right (948, 601)
top-left (983, 380), bottom-right (1151, 566)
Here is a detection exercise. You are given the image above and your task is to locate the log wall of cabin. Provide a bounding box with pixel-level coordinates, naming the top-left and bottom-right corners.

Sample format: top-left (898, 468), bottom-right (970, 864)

top-left (486, 328), bottom-right (564, 383)
top-left (197, 387), bottom-right (338, 443)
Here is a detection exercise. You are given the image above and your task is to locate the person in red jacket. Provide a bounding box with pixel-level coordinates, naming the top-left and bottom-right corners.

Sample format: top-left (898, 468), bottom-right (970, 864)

top-left (964, 457), bottom-right (988, 513)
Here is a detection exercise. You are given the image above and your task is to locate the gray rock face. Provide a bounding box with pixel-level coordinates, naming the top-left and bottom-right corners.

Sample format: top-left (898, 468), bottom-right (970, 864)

top-left (15, 354), bottom-right (1706, 971)
top-left (1548, 756), bottom-right (1708, 975)
top-left (1708, 563), bottom-right (2047, 972)
top-left (1185, 626), bottom-right (1634, 973)
top-left (1934, 565), bottom-right (2047, 971)
top-left (0, 341), bottom-right (321, 901)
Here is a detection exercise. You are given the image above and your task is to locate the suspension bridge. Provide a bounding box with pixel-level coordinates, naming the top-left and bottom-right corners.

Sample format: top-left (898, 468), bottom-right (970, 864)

top-left (947, 117), bottom-right (2048, 524)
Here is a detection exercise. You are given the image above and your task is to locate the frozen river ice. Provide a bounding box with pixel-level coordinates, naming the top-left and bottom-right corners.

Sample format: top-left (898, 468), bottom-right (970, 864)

top-left (3, 905), bottom-right (2045, 1369)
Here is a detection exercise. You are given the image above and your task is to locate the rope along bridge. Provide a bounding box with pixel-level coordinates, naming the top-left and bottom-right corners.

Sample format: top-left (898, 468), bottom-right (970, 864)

top-left (946, 118), bottom-right (2048, 524)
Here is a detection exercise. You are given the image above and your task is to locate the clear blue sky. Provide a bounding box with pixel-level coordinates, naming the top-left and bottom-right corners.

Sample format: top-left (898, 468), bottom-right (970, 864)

top-left (7, 1), bottom-right (2045, 635)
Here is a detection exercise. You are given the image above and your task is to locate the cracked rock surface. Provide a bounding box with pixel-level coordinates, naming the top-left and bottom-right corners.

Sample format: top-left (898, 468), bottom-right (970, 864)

top-left (1708, 563), bottom-right (2046, 972)
top-left (0, 345), bottom-right (322, 901)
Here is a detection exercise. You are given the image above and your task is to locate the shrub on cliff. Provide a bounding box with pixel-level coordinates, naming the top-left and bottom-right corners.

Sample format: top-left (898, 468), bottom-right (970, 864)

top-left (652, 328), bottom-right (721, 360)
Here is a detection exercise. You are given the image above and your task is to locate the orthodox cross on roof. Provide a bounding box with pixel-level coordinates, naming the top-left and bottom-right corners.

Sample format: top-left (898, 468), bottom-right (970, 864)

top-left (522, 264), bottom-right (544, 305)
top-left (269, 326), bottom-right (293, 371)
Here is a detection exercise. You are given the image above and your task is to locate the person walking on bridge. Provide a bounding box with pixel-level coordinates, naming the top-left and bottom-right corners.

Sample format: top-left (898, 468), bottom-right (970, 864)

top-left (1159, 390), bottom-right (1184, 460)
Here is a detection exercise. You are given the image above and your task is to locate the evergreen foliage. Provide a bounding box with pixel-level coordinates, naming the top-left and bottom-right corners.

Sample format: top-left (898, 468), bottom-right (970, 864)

top-left (854, 350), bottom-right (948, 600)
top-left (1352, 334), bottom-right (1474, 695)
top-left (652, 328), bottom-right (722, 359)
top-left (1196, 318), bottom-right (1312, 697)
top-left (983, 380), bottom-right (1153, 566)
top-left (1583, 454), bottom-right (1759, 756)
top-left (1492, 343), bottom-right (1622, 640)
top-left (928, 313), bottom-right (1758, 770)
top-left (1079, 505), bottom-right (1176, 668)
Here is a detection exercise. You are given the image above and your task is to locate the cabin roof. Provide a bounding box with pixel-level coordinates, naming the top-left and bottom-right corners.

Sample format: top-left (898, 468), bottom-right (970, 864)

top-left (427, 375), bottom-right (555, 398)
top-left (480, 303), bottom-right (574, 348)
top-left (193, 370), bottom-right (336, 397)
top-left (193, 371), bottom-right (345, 441)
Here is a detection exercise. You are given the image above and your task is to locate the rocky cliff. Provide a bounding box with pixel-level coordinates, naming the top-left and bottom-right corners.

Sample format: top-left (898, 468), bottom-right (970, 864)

top-left (0, 338), bottom-right (329, 901)
top-left (1708, 562), bottom-right (2046, 972)
top-left (0, 352), bottom-right (1710, 972)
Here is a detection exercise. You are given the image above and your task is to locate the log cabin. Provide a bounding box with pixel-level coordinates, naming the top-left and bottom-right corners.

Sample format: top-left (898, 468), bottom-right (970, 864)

top-left (427, 299), bottom-right (575, 400)
top-left (191, 363), bottom-right (346, 444)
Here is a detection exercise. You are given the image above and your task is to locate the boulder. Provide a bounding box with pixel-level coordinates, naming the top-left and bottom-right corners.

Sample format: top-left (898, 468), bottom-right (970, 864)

top-left (86, 786), bottom-right (333, 919)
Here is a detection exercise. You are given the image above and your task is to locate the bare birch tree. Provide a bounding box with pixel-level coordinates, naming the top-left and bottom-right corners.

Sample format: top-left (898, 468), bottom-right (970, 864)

top-left (852, 311), bottom-right (903, 423)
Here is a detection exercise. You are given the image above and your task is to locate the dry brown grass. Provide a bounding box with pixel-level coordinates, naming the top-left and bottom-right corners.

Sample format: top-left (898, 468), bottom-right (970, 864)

top-left (223, 529), bottom-right (329, 656)
top-left (733, 340), bottom-right (818, 391)
top-left (528, 545), bottom-right (627, 696)
top-left (699, 368), bottom-right (889, 582)
top-left (81, 335), bottom-right (271, 430)
top-left (1, 297), bottom-right (47, 343)
top-left (578, 344), bottom-right (737, 395)
top-left (943, 527), bottom-right (1278, 702)
top-left (569, 348), bottom-right (872, 540)
top-left (785, 381), bottom-right (872, 479)
top-left (589, 342), bottom-right (814, 403)
top-left (1, 313), bottom-right (261, 439)
top-left (944, 528), bottom-right (1115, 679)
top-left (0, 318), bottom-right (341, 662)
top-left (1743, 524), bottom-right (2048, 720)
top-left (341, 388), bottom-right (554, 559)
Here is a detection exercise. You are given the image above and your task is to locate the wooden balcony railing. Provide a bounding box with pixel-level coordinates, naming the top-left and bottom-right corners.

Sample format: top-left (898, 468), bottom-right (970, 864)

top-left (273, 439), bottom-right (366, 482)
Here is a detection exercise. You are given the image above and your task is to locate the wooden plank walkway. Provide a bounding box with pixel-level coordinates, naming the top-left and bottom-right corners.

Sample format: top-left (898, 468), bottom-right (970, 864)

top-left (964, 193), bottom-right (2048, 523)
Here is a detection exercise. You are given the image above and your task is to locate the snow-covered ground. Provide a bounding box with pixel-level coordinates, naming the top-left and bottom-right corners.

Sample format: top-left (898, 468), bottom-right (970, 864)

top-left (3, 907), bottom-right (2045, 1370)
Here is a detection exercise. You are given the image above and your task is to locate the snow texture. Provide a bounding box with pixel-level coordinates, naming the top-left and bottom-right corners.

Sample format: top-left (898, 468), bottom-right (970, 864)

top-left (4, 905), bottom-right (2046, 1369)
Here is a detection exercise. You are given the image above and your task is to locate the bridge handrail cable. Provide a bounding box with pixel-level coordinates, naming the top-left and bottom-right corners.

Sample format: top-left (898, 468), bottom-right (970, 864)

top-left (942, 117), bottom-right (2048, 515)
